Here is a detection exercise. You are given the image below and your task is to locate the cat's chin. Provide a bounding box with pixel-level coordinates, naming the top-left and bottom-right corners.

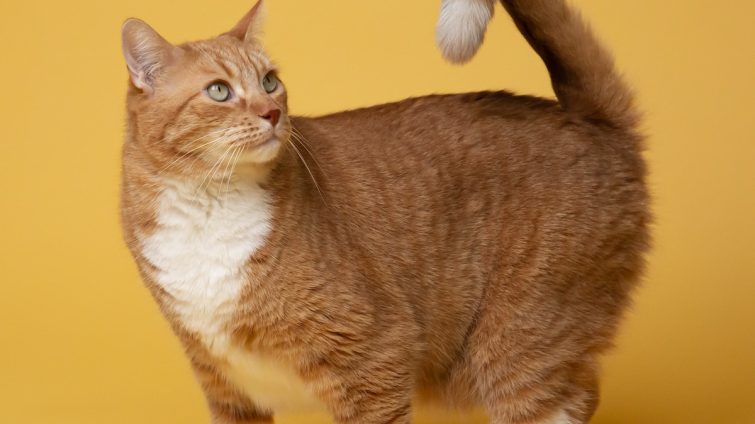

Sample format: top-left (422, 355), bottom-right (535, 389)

top-left (238, 137), bottom-right (282, 164)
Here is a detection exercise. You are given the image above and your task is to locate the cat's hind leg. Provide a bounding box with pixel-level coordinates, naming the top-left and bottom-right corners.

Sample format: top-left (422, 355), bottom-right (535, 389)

top-left (466, 326), bottom-right (601, 424)
top-left (313, 351), bottom-right (415, 424)
top-left (446, 286), bottom-right (603, 424)
top-left (473, 354), bottom-right (600, 424)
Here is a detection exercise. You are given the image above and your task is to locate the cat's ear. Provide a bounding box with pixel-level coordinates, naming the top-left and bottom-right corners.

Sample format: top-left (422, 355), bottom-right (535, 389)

top-left (121, 18), bottom-right (177, 94)
top-left (226, 0), bottom-right (265, 42)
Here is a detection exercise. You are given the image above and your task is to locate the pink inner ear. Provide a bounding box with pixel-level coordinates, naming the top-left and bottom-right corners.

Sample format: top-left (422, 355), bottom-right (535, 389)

top-left (227, 0), bottom-right (264, 41)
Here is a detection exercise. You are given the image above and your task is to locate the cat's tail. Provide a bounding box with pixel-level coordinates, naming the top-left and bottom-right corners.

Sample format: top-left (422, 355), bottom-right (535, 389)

top-left (436, 0), bottom-right (638, 129)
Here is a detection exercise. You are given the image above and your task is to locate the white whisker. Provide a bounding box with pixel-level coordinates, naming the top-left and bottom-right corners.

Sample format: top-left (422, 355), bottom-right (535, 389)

top-left (223, 146), bottom-right (244, 204)
top-left (288, 140), bottom-right (327, 205)
top-left (290, 130), bottom-right (326, 178)
top-left (160, 128), bottom-right (246, 174)
top-left (194, 143), bottom-right (236, 201)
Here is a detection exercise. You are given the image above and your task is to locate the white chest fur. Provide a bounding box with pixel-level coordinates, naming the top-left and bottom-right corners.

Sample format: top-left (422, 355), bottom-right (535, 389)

top-left (140, 178), bottom-right (322, 412)
top-left (141, 179), bottom-right (271, 352)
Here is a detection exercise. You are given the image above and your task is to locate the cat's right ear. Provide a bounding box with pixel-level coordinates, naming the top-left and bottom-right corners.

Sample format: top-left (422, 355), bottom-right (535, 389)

top-left (226, 0), bottom-right (265, 42)
top-left (121, 19), bottom-right (177, 94)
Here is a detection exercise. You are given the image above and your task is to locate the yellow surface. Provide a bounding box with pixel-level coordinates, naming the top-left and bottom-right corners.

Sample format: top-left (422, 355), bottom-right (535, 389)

top-left (1, 0), bottom-right (753, 423)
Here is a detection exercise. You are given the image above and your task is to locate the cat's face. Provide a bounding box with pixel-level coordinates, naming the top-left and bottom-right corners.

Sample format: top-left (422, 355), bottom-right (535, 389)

top-left (122, 1), bottom-right (288, 178)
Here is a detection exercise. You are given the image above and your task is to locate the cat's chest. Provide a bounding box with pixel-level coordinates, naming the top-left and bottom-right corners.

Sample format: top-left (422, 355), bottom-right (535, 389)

top-left (139, 180), bottom-right (323, 412)
top-left (141, 181), bottom-right (272, 351)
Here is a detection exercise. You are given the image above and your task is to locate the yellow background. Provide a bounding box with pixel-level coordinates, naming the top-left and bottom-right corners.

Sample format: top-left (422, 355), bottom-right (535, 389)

top-left (1, 0), bottom-right (753, 423)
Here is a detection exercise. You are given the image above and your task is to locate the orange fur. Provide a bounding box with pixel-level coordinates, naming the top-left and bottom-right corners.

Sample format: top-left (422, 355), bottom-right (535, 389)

top-left (120, 1), bottom-right (650, 423)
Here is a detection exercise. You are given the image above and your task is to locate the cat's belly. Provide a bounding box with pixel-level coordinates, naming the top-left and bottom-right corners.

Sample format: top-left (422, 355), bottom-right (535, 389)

top-left (223, 346), bottom-right (326, 412)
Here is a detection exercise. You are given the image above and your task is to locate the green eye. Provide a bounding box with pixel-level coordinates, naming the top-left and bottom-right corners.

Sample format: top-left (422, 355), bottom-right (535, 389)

top-left (262, 73), bottom-right (278, 93)
top-left (206, 82), bottom-right (231, 102)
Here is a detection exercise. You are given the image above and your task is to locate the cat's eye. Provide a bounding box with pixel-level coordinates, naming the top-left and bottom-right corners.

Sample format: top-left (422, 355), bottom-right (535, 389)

top-left (262, 73), bottom-right (279, 93)
top-left (206, 82), bottom-right (231, 102)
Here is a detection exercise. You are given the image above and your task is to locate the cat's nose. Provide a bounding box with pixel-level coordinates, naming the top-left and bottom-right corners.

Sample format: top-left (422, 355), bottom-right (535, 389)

top-left (259, 109), bottom-right (281, 127)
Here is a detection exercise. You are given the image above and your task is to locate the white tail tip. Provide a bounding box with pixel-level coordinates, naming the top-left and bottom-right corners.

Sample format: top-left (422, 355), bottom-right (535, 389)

top-left (436, 0), bottom-right (495, 64)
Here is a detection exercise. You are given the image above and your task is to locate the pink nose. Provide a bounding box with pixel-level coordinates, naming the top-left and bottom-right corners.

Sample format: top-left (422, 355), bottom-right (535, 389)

top-left (259, 109), bottom-right (281, 127)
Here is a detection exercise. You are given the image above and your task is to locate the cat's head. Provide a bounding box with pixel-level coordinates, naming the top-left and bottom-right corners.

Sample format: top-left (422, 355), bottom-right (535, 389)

top-left (121, 1), bottom-right (288, 178)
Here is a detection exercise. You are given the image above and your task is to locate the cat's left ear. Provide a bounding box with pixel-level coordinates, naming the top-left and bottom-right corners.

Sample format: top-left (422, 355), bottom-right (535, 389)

top-left (226, 0), bottom-right (265, 42)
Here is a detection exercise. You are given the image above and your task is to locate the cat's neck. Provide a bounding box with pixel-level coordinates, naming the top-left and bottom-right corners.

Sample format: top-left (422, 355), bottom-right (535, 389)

top-left (120, 141), bottom-right (318, 248)
top-left (128, 142), bottom-right (280, 195)
top-left (156, 164), bottom-right (270, 203)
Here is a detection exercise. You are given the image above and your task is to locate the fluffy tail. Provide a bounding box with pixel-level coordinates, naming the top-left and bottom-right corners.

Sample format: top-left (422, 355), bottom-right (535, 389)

top-left (436, 0), bottom-right (638, 129)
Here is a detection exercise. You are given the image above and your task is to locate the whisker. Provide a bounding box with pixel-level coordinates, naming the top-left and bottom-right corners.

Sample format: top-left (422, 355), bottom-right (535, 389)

top-left (159, 137), bottom-right (224, 174)
top-left (155, 125), bottom-right (222, 149)
top-left (209, 144), bottom-right (237, 189)
top-left (224, 146), bottom-right (244, 204)
top-left (290, 131), bottom-right (325, 176)
top-left (194, 143), bottom-right (236, 201)
top-left (160, 128), bottom-right (246, 174)
top-left (222, 145), bottom-right (242, 199)
top-left (265, 96), bottom-right (317, 162)
top-left (163, 125), bottom-right (234, 155)
top-left (290, 125), bottom-right (328, 181)
top-left (221, 145), bottom-right (238, 192)
top-left (288, 140), bottom-right (327, 205)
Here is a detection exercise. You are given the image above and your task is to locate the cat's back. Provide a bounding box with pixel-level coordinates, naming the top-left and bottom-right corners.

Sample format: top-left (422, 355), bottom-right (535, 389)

top-left (292, 91), bottom-right (645, 210)
top-left (294, 91), bottom-right (566, 157)
top-left (289, 91), bottom-right (649, 281)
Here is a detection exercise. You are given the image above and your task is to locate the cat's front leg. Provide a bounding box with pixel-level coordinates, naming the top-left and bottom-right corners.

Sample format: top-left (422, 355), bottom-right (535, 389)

top-left (189, 354), bottom-right (273, 424)
top-left (207, 398), bottom-right (272, 424)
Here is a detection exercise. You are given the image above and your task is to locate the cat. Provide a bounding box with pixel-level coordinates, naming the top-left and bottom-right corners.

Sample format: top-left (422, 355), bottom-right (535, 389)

top-left (119, 0), bottom-right (649, 423)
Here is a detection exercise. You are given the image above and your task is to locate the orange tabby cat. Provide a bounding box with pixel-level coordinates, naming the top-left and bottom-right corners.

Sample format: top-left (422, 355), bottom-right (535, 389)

top-left (120, 0), bottom-right (649, 423)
